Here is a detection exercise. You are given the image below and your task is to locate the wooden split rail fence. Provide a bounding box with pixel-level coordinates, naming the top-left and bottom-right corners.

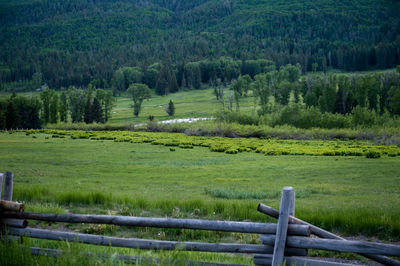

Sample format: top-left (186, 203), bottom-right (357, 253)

top-left (0, 172), bottom-right (399, 265)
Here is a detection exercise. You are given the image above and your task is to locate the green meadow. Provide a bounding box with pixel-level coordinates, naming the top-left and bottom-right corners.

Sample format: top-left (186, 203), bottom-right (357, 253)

top-left (0, 88), bottom-right (257, 125)
top-left (1, 131), bottom-right (399, 239)
top-left (1, 85), bottom-right (400, 264)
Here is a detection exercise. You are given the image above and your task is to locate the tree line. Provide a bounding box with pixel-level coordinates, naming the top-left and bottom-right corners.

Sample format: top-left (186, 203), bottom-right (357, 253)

top-left (228, 65), bottom-right (400, 115)
top-left (112, 58), bottom-right (275, 95)
top-left (0, 86), bottom-right (114, 130)
top-left (216, 65), bottom-right (400, 129)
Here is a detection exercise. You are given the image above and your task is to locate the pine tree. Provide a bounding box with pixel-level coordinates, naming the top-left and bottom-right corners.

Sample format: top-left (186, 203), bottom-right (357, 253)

top-left (165, 100), bottom-right (175, 116)
top-left (156, 65), bottom-right (170, 95)
top-left (84, 95), bottom-right (92, 123)
top-left (169, 72), bottom-right (179, 93)
top-left (5, 100), bottom-right (20, 129)
top-left (90, 97), bottom-right (104, 123)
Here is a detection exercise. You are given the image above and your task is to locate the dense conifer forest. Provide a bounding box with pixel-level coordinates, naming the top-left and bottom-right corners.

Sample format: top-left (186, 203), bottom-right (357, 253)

top-left (1, 0), bottom-right (399, 89)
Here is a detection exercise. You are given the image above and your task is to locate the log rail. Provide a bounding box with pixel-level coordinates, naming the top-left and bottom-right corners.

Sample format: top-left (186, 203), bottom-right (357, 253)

top-left (1, 171), bottom-right (399, 266)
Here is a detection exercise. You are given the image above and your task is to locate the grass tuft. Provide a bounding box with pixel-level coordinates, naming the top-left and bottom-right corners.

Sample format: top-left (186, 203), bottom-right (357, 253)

top-left (204, 188), bottom-right (280, 200)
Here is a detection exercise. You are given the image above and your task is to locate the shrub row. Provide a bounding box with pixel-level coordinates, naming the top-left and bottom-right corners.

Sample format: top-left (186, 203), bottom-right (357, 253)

top-left (15, 129), bottom-right (400, 158)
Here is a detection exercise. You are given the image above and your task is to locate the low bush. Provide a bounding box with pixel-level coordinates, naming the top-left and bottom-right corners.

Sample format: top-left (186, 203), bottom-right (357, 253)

top-left (365, 151), bottom-right (381, 158)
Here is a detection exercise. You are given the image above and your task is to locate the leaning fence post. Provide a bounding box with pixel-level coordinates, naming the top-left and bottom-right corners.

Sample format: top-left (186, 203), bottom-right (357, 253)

top-left (3, 172), bottom-right (13, 201)
top-left (289, 189), bottom-right (295, 217)
top-left (272, 186), bottom-right (294, 266)
top-left (0, 173), bottom-right (3, 199)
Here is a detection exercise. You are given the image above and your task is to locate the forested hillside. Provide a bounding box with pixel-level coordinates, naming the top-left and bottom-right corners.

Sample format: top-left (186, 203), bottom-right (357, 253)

top-left (1, 0), bottom-right (399, 89)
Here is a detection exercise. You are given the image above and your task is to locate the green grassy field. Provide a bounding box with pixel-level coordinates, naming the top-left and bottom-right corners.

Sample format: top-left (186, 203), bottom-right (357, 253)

top-left (1, 131), bottom-right (399, 237)
top-left (1, 130), bottom-right (399, 264)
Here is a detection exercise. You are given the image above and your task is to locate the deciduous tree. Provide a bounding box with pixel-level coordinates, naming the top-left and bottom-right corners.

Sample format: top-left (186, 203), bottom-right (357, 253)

top-left (127, 83), bottom-right (152, 117)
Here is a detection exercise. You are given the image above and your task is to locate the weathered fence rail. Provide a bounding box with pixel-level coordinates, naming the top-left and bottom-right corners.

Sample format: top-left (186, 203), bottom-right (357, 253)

top-left (1, 172), bottom-right (399, 266)
top-left (257, 203), bottom-right (400, 266)
top-left (8, 227), bottom-right (307, 256)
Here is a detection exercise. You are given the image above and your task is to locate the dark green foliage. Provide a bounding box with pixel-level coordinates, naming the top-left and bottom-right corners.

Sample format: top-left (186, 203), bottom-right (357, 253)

top-left (231, 75), bottom-right (251, 111)
top-left (84, 86), bottom-right (94, 124)
top-left (95, 89), bottom-right (114, 122)
top-left (112, 67), bottom-right (143, 92)
top-left (351, 106), bottom-right (377, 127)
top-left (127, 83), bottom-right (152, 117)
top-left (0, 101), bottom-right (5, 129)
top-left (186, 63), bottom-right (202, 90)
top-left (2, 96), bottom-right (41, 129)
top-left (215, 111), bottom-right (259, 126)
top-left (156, 64), bottom-right (178, 95)
top-left (59, 91), bottom-right (68, 122)
top-left (5, 99), bottom-right (20, 129)
top-left (166, 100), bottom-right (175, 116)
top-left (365, 151), bottom-right (381, 159)
top-left (389, 83), bottom-right (400, 115)
top-left (49, 93), bottom-right (59, 123)
top-left (91, 97), bottom-right (104, 123)
top-left (40, 87), bottom-right (54, 124)
top-left (67, 87), bottom-right (85, 123)
top-left (1, 0), bottom-right (399, 89)
top-left (319, 75), bottom-right (337, 113)
top-left (144, 66), bottom-right (159, 89)
top-left (252, 73), bottom-right (270, 114)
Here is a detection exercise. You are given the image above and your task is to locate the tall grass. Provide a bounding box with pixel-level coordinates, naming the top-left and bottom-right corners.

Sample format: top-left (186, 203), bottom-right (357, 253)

top-left (204, 188), bottom-right (280, 200)
top-left (182, 121), bottom-right (400, 144)
top-left (0, 237), bottom-right (253, 266)
top-left (13, 187), bottom-right (400, 239)
top-left (45, 122), bottom-right (134, 131)
top-left (0, 238), bottom-right (126, 266)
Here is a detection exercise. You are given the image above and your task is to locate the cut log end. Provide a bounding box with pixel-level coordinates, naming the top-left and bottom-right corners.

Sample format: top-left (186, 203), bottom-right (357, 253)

top-left (0, 200), bottom-right (25, 212)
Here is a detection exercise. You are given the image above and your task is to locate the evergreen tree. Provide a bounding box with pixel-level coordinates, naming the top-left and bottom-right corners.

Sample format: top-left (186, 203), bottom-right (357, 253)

top-left (0, 100), bottom-right (6, 130)
top-left (170, 72), bottom-right (179, 93)
top-left (5, 99), bottom-right (20, 129)
top-left (91, 97), bottom-right (104, 123)
top-left (165, 100), bottom-right (175, 116)
top-left (156, 65), bottom-right (170, 95)
top-left (193, 65), bottom-right (202, 90)
top-left (389, 84), bottom-right (400, 115)
top-left (28, 97), bottom-right (42, 129)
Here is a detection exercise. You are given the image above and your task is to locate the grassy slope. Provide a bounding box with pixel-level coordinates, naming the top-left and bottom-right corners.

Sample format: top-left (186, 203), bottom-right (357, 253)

top-left (111, 88), bottom-right (259, 125)
top-left (0, 88), bottom-right (257, 125)
top-left (1, 132), bottom-right (399, 239)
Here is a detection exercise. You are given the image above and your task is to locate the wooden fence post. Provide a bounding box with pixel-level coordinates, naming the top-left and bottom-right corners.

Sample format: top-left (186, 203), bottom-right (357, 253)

top-left (3, 172), bottom-right (13, 201)
top-left (272, 186), bottom-right (294, 266)
top-left (289, 189), bottom-right (295, 217)
top-left (258, 203), bottom-right (400, 266)
top-left (0, 173), bottom-right (3, 199)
